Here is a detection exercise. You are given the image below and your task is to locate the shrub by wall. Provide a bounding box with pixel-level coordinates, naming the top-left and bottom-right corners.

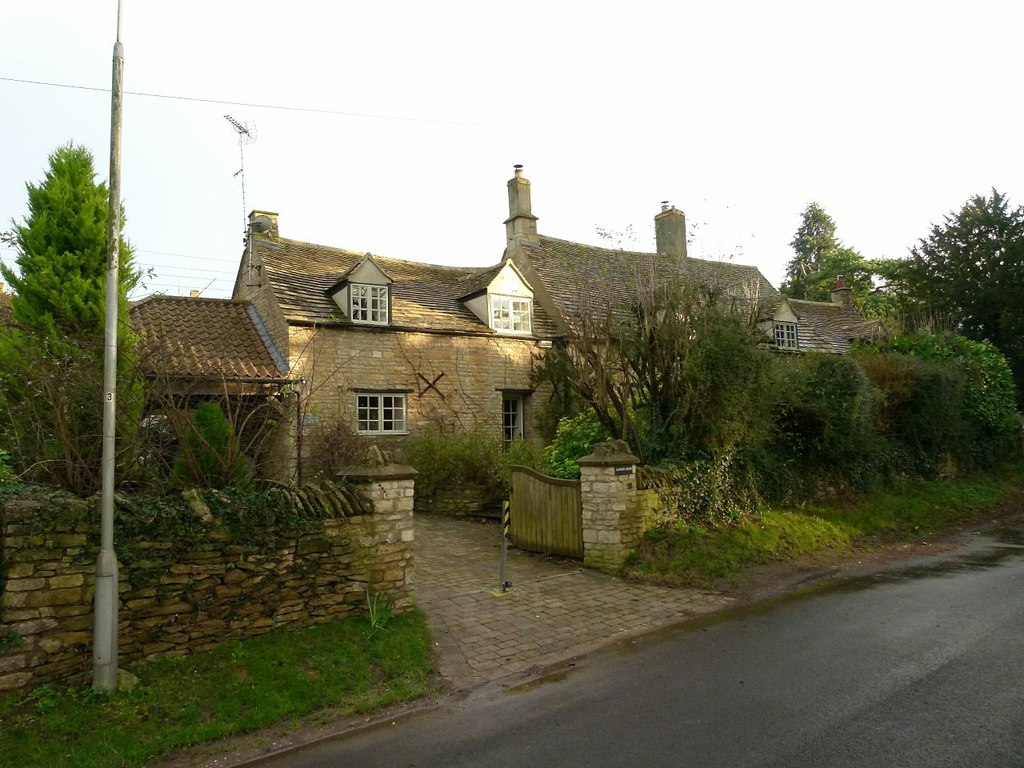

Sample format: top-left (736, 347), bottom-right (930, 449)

top-left (401, 429), bottom-right (544, 516)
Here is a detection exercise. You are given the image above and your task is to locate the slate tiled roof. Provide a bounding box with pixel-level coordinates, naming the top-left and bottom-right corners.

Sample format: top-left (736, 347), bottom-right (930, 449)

top-left (254, 238), bottom-right (560, 337)
top-left (130, 295), bottom-right (288, 382)
top-left (781, 298), bottom-right (884, 354)
top-left (514, 235), bottom-right (779, 323)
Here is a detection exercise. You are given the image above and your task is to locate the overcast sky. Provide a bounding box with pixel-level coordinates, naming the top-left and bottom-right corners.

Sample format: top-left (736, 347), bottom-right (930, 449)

top-left (2, 1), bottom-right (1021, 300)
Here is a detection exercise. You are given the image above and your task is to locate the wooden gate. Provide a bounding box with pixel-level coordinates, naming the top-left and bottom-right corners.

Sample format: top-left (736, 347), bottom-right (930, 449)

top-left (508, 465), bottom-right (583, 559)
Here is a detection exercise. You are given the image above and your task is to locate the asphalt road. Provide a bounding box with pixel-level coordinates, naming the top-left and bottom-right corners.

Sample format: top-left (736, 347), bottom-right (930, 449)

top-left (264, 526), bottom-right (1024, 768)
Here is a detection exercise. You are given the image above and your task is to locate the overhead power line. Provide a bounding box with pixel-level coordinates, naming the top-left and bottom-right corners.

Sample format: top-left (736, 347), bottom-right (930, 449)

top-left (0, 75), bottom-right (522, 129)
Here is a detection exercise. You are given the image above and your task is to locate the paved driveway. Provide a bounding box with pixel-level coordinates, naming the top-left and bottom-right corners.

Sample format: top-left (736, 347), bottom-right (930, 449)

top-left (413, 514), bottom-right (732, 690)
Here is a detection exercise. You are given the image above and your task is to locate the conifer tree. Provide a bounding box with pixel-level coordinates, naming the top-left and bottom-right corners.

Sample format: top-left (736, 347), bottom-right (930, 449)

top-left (782, 202), bottom-right (874, 305)
top-left (0, 143), bottom-right (142, 492)
top-left (2, 143), bottom-right (139, 337)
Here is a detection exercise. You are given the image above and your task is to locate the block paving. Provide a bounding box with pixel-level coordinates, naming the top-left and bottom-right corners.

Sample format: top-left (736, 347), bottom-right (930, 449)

top-left (413, 514), bottom-right (732, 689)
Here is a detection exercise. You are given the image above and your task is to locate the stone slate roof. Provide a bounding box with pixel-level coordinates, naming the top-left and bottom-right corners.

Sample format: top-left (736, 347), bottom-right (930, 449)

top-left (253, 237), bottom-right (560, 337)
top-left (781, 297), bottom-right (884, 354)
top-left (130, 295), bottom-right (289, 382)
top-left (513, 235), bottom-right (779, 324)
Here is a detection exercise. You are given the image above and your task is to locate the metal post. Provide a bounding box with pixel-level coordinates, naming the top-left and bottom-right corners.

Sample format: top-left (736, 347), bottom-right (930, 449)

top-left (93, 0), bottom-right (125, 692)
top-left (499, 500), bottom-right (511, 592)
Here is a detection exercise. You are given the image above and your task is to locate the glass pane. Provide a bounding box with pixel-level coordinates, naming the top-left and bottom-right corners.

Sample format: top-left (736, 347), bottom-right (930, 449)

top-left (357, 394), bottom-right (379, 432)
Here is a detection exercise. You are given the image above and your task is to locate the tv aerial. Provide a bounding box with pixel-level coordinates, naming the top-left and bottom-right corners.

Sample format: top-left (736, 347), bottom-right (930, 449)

top-left (224, 114), bottom-right (257, 232)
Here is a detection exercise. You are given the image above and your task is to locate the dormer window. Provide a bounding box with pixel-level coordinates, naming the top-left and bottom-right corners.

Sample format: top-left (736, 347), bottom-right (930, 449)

top-left (351, 284), bottom-right (389, 325)
top-left (491, 295), bottom-right (532, 334)
top-left (774, 321), bottom-right (798, 349)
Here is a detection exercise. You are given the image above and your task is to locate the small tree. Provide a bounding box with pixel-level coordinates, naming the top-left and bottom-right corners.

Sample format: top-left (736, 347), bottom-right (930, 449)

top-left (171, 402), bottom-right (250, 488)
top-left (0, 143), bottom-right (143, 492)
top-left (533, 255), bottom-right (772, 465)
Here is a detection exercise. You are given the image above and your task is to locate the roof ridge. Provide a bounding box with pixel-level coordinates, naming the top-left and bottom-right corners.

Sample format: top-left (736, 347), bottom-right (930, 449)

top-left (131, 294), bottom-right (252, 307)
top-left (539, 233), bottom-right (654, 259)
top-left (270, 236), bottom-right (495, 274)
top-left (538, 232), bottom-right (768, 272)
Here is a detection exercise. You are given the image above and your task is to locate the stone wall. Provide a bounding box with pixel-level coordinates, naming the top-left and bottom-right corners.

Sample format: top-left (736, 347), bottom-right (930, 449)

top-left (638, 488), bottom-right (674, 531)
top-left (0, 472), bottom-right (414, 694)
top-left (416, 485), bottom-right (504, 519)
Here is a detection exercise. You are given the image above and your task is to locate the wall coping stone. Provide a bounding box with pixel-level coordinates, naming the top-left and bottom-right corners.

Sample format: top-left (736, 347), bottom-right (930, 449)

top-left (336, 464), bottom-right (418, 483)
top-left (577, 439), bottom-right (640, 467)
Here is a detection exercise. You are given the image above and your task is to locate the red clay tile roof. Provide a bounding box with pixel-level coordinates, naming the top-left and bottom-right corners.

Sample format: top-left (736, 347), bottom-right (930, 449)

top-left (130, 296), bottom-right (288, 382)
top-left (253, 237), bottom-right (561, 337)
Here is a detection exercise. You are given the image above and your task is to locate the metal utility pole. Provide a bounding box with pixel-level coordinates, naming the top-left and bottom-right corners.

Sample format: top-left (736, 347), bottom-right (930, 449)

top-left (94, 0), bottom-right (125, 691)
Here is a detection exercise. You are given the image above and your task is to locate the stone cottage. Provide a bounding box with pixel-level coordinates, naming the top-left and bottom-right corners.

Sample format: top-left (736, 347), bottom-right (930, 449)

top-left (131, 167), bottom-right (873, 480)
top-left (229, 203), bottom-right (561, 478)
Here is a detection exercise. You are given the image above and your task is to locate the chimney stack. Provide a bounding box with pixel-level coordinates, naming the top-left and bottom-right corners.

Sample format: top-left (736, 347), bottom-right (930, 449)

top-left (504, 165), bottom-right (539, 244)
top-left (655, 202), bottom-right (687, 263)
top-left (831, 275), bottom-right (854, 308)
top-left (248, 210), bottom-right (279, 239)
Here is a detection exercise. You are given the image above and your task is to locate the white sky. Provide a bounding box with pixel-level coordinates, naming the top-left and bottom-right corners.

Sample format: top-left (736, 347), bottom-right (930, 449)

top-left (2, 1), bottom-right (1022, 299)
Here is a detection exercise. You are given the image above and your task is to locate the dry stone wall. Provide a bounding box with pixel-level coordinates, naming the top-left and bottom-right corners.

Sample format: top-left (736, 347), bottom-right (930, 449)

top-left (0, 474), bottom-right (414, 694)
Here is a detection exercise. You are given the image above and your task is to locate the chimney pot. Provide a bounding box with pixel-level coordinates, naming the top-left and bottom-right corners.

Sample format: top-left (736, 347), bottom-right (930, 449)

top-left (831, 275), bottom-right (854, 308)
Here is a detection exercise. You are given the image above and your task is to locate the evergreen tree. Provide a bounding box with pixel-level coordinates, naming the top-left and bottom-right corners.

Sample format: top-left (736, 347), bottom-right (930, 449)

top-left (1, 143), bottom-right (139, 337)
top-left (782, 202), bottom-right (875, 305)
top-left (905, 190), bottom-right (1024, 405)
top-left (0, 143), bottom-right (142, 492)
top-left (171, 402), bottom-right (251, 489)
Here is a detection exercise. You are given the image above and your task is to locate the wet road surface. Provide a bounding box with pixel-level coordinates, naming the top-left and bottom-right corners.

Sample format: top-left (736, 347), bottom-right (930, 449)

top-left (264, 525), bottom-right (1024, 768)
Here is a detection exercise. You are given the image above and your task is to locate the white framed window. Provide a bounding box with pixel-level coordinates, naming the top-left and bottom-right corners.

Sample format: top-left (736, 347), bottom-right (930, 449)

top-left (356, 393), bottom-right (407, 434)
top-left (490, 295), bottom-right (532, 333)
top-left (351, 284), bottom-right (389, 325)
top-left (774, 321), bottom-right (798, 349)
top-left (502, 395), bottom-right (524, 443)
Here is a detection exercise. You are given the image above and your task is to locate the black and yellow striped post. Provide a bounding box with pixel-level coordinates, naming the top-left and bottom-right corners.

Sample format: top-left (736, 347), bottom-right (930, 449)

top-left (499, 500), bottom-right (511, 592)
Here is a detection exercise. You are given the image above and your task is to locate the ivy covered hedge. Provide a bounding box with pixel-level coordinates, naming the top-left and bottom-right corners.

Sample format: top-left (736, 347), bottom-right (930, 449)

top-left (547, 332), bottom-right (1021, 525)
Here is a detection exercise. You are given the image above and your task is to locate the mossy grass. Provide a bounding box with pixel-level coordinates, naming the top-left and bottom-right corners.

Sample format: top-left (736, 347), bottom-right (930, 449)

top-left (0, 609), bottom-right (435, 768)
top-left (628, 464), bottom-right (1024, 588)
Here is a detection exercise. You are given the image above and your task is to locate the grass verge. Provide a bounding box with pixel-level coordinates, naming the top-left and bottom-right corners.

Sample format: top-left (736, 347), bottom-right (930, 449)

top-left (0, 609), bottom-right (435, 768)
top-left (627, 466), bottom-right (1024, 588)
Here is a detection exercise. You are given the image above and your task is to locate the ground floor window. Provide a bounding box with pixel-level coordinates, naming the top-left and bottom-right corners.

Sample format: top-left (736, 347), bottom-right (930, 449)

top-left (356, 393), bottom-right (407, 434)
top-left (502, 395), bottom-right (524, 443)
